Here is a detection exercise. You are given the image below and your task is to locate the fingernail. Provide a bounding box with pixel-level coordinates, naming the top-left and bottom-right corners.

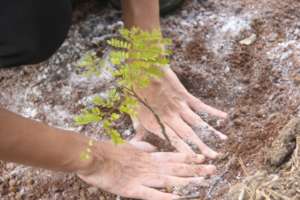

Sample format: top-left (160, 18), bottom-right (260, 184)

top-left (222, 112), bottom-right (229, 119)
top-left (204, 165), bottom-right (217, 174)
top-left (207, 150), bottom-right (219, 159)
top-left (196, 155), bottom-right (205, 162)
top-left (219, 134), bottom-right (228, 140)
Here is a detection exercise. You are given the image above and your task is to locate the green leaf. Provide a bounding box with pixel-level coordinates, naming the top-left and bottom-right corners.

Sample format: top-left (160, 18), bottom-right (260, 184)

top-left (92, 96), bottom-right (105, 106)
top-left (75, 109), bottom-right (102, 125)
top-left (108, 89), bottom-right (120, 102)
top-left (75, 27), bottom-right (173, 146)
top-left (103, 119), bottom-right (111, 130)
top-left (107, 38), bottom-right (131, 49)
top-left (111, 113), bottom-right (120, 121)
top-left (110, 129), bottom-right (124, 144)
top-left (119, 96), bottom-right (137, 117)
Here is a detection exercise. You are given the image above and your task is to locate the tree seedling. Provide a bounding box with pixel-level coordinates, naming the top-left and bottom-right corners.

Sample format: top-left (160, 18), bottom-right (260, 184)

top-left (75, 27), bottom-right (172, 157)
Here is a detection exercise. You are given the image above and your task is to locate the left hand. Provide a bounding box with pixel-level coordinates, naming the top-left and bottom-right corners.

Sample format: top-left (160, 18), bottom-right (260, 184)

top-left (132, 67), bottom-right (228, 159)
top-left (78, 141), bottom-right (215, 200)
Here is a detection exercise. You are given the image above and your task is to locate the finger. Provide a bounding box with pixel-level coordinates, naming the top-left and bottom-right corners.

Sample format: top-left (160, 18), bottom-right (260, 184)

top-left (132, 186), bottom-right (179, 200)
top-left (196, 120), bottom-right (228, 140)
top-left (130, 140), bottom-right (157, 152)
top-left (142, 174), bottom-right (209, 188)
top-left (167, 115), bottom-right (219, 159)
top-left (151, 152), bottom-right (205, 164)
top-left (187, 94), bottom-right (228, 119)
top-left (159, 163), bottom-right (216, 177)
top-left (132, 123), bottom-right (148, 141)
top-left (180, 103), bottom-right (228, 140)
top-left (165, 126), bottom-right (196, 155)
top-left (146, 121), bottom-right (196, 155)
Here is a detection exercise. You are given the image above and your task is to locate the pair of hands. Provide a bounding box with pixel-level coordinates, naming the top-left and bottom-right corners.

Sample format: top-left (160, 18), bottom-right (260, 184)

top-left (78, 67), bottom-right (227, 200)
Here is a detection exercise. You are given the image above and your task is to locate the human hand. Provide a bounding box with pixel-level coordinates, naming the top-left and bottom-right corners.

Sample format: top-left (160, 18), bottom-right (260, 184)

top-left (133, 67), bottom-right (228, 159)
top-left (77, 141), bottom-right (215, 200)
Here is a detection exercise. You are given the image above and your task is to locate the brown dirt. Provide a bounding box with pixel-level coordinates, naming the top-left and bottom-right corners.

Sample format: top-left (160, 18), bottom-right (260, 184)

top-left (228, 118), bottom-right (300, 200)
top-left (172, 0), bottom-right (300, 199)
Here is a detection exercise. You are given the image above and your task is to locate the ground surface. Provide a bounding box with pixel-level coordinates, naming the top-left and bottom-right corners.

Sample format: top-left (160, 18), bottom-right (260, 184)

top-left (1, 0), bottom-right (300, 199)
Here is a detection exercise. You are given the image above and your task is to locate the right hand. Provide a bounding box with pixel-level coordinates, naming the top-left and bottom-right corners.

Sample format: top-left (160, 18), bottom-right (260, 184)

top-left (77, 141), bottom-right (215, 200)
top-left (133, 67), bottom-right (228, 159)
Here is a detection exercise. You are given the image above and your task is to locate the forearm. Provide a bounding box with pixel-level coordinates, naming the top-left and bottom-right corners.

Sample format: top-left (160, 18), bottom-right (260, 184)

top-left (0, 108), bottom-right (92, 173)
top-left (122, 0), bottom-right (160, 30)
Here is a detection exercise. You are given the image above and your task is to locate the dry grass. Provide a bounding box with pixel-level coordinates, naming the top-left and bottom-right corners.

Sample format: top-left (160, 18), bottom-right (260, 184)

top-left (230, 136), bottom-right (300, 200)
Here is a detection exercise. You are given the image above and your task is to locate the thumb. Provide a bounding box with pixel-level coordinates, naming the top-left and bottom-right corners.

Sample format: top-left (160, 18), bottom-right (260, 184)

top-left (129, 140), bottom-right (157, 152)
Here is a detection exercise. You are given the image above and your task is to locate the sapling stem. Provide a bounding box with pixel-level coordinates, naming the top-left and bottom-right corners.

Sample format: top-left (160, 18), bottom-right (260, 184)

top-left (123, 87), bottom-right (172, 146)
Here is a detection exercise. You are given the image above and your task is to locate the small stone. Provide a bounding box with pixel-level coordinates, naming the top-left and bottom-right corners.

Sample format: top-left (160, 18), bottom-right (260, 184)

top-left (87, 187), bottom-right (98, 195)
top-left (9, 180), bottom-right (16, 187)
top-left (234, 119), bottom-right (244, 126)
top-left (98, 196), bottom-right (105, 200)
top-left (268, 32), bottom-right (278, 42)
top-left (27, 179), bottom-right (34, 185)
top-left (266, 118), bottom-right (300, 168)
top-left (256, 110), bottom-right (264, 118)
top-left (240, 106), bottom-right (248, 114)
top-left (293, 74), bottom-right (300, 85)
top-left (9, 186), bottom-right (17, 193)
top-left (239, 33), bottom-right (257, 45)
top-left (253, 84), bottom-right (261, 91)
top-left (15, 193), bottom-right (23, 200)
top-left (80, 190), bottom-right (86, 200)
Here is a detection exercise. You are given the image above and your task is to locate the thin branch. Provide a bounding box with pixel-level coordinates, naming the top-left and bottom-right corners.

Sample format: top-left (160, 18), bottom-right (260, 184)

top-left (123, 86), bottom-right (172, 146)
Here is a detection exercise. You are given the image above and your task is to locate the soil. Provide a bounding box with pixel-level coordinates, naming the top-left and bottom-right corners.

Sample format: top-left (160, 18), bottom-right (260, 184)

top-left (1, 0), bottom-right (300, 200)
top-left (228, 118), bottom-right (300, 200)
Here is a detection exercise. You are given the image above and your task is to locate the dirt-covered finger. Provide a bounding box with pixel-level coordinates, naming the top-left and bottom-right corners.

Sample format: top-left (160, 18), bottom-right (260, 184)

top-left (199, 120), bottom-right (228, 140)
top-left (141, 174), bottom-right (209, 188)
top-left (151, 152), bottom-right (205, 163)
top-left (159, 163), bottom-right (216, 177)
top-left (187, 94), bottom-right (228, 119)
top-left (131, 186), bottom-right (179, 200)
top-left (130, 140), bottom-right (157, 152)
top-left (167, 115), bottom-right (219, 159)
top-left (165, 126), bottom-right (196, 155)
top-left (180, 103), bottom-right (227, 140)
top-left (137, 114), bottom-right (196, 154)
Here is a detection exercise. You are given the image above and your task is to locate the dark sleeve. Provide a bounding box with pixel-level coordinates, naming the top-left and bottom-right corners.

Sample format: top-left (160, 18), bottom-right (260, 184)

top-left (0, 0), bottom-right (72, 68)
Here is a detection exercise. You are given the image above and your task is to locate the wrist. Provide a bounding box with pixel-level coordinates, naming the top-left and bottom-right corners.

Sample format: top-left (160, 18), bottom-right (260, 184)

top-left (122, 0), bottom-right (160, 31)
top-left (57, 130), bottom-right (98, 174)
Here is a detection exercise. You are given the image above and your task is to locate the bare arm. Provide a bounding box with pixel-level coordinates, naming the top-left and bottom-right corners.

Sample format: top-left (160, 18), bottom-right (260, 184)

top-left (0, 108), bottom-right (92, 173)
top-left (122, 0), bottom-right (160, 30)
top-left (121, 0), bottom-right (228, 159)
top-left (0, 108), bottom-right (213, 200)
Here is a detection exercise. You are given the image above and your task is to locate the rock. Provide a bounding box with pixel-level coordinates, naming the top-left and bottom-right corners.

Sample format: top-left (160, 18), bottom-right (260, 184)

top-left (268, 32), bottom-right (278, 42)
top-left (80, 190), bottom-right (86, 200)
top-left (9, 179), bottom-right (16, 187)
top-left (239, 34), bottom-right (257, 45)
top-left (15, 193), bottom-right (23, 200)
top-left (293, 73), bottom-right (300, 85)
top-left (26, 178), bottom-right (34, 186)
top-left (266, 118), bottom-right (300, 169)
top-left (99, 196), bottom-right (105, 200)
top-left (234, 118), bottom-right (244, 126)
top-left (87, 187), bottom-right (98, 195)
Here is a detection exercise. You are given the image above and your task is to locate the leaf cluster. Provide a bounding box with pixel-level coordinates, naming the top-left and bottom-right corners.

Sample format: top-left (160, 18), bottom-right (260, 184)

top-left (75, 27), bottom-right (172, 144)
